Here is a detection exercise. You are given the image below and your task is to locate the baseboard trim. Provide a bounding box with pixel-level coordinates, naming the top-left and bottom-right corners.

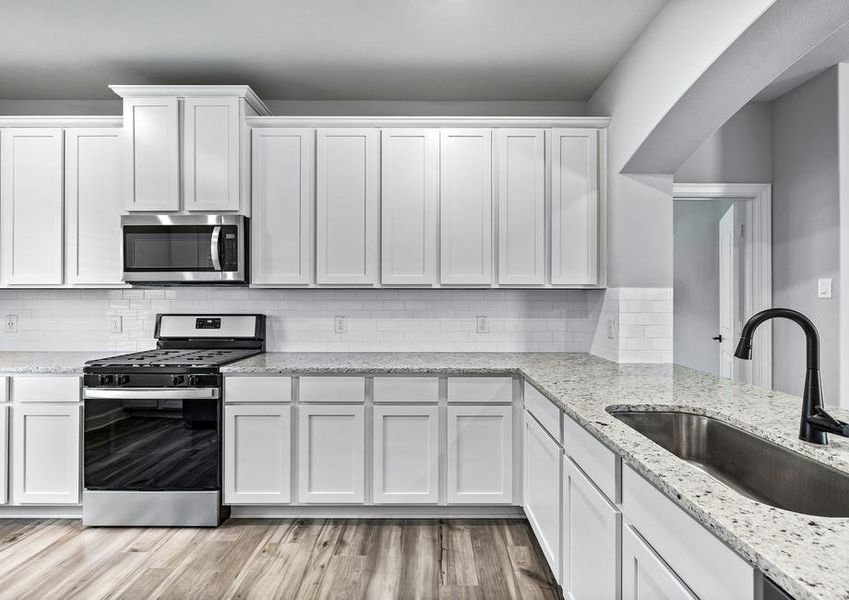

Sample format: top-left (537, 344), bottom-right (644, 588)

top-left (229, 504), bottom-right (525, 519)
top-left (0, 505), bottom-right (83, 519)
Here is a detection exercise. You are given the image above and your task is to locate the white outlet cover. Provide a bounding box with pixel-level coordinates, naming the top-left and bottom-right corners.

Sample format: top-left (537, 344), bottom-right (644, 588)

top-left (334, 316), bottom-right (347, 334)
top-left (110, 315), bottom-right (123, 334)
top-left (818, 278), bottom-right (833, 299)
top-left (4, 314), bottom-right (17, 333)
top-left (476, 316), bottom-right (490, 334)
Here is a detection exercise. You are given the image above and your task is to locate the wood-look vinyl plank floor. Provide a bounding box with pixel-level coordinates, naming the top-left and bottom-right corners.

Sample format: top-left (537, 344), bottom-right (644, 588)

top-left (0, 518), bottom-right (561, 600)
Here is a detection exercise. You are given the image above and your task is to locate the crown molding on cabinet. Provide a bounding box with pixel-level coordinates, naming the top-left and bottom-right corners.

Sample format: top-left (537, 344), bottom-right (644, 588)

top-left (0, 116), bottom-right (122, 128)
top-left (108, 85), bottom-right (272, 117)
top-left (247, 115), bottom-right (610, 129)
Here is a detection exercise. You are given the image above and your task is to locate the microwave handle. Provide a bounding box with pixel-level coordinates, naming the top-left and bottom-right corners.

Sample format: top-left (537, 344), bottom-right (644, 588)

top-left (210, 226), bottom-right (222, 271)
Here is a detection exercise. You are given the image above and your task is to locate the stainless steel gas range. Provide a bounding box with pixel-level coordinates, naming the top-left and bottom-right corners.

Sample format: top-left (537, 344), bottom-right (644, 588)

top-left (81, 314), bottom-right (266, 527)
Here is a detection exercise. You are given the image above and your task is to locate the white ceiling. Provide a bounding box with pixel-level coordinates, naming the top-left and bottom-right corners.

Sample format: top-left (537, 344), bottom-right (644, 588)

top-left (0, 0), bottom-right (667, 101)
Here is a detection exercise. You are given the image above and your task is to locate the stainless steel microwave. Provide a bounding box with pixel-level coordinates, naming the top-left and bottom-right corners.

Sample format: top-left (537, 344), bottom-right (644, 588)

top-left (121, 214), bottom-right (247, 284)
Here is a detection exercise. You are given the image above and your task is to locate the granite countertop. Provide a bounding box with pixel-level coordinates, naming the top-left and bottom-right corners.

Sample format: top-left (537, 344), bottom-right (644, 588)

top-left (224, 352), bottom-right (849, 600)
top-left (0, 351), bottom-right (110, 375)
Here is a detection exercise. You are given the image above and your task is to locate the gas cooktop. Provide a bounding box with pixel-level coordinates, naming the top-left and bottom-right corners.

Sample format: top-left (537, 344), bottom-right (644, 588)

top-left (85, 348), bottom-right (260, 369)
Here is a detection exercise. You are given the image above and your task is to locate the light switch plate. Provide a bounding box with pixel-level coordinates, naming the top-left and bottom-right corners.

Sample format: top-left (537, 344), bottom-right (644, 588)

top-left (607, 319), bottom-right (617, 339)
top-left (818, 278), bottom-right (833, 299)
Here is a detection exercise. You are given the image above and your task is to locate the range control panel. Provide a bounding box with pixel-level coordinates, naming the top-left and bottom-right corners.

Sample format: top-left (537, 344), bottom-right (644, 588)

top-left (196, 318), bottom-right (222, 330)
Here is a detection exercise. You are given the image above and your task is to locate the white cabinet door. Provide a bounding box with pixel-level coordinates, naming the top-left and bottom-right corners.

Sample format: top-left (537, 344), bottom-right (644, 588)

top-left (123, 97), bottom-right (180, 211)
top-left (551, 128), bottom-right (599, 285)
top-left (298, 404), bottom-right (365, 503)
top-left (251, 128), bottom-right (314, 285)
top-left (0, 405), bottom-right (7, 504)
top-left (64, 128), bottom-right (124, 285)
top-left (224, 404), bottom-right (291, 504)
top-left (11, 403), bottom-right (80, 505)
top-left (524, 412), bottom-right (561, 581)
top-left (0, 128), bottom-right (64, 285)
top-left (380, 128), bottom-right (439, 285)
top-left (440, 129), bottom-right (493, 285)
top-left (447, 404), bottom-right (512, 504)
top-left (496, 129), bottom-right (545, 285)
top-left (316, 128), bottom-right (379, 285)
top-left (183, 97), bottom-right (240, 212)
top-left (563, 457), bottom-right (620, 600)
top-left (373, 404), bottom-right (439, 504)
top-left (622, 524), bottom-right (696, 600)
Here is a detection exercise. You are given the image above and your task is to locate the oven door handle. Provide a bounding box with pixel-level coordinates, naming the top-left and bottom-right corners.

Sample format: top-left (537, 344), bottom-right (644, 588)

top-left (83, 388), bottom-right (220, 400)
top-left (210, 225), bottom-right (222, 271)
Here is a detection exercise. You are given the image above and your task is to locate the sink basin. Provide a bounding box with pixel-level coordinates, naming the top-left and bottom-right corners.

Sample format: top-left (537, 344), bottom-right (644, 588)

top-left (609, 410), bottom-right (849, 518)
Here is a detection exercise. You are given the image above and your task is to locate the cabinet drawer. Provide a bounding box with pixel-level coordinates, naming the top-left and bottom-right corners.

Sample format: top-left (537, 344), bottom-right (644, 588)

top-left (622, 524), bottom-right (696, 600)
top-left (524, 382), bottom-right (560, 442)
top-left (447, 377), bottom-right (513, 404)
top-left (299, 377), bottom-right (365, 403)
top-left (563, 413), bottom-right (618, 502)
top-left (373, 377), bottom-right (439, 403)
top-left (622, 465), bottom-right (753, 600)
top-left (225, 376), bottom-right (292, 403)
top-left (11, 376), bottom-right (80, 403)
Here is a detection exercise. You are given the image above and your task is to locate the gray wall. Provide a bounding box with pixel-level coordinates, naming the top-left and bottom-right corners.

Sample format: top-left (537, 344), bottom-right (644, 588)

top-left (675, 102), bottom-right (772, 184)
top-left (673, 199), bottom-right (734, 376)
top-left (772, 66), bottom-right (841, 404)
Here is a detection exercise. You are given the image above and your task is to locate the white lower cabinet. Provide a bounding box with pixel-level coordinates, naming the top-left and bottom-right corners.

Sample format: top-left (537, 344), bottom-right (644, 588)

top-left (622, 524), bottom-right (696, 600)
top-left (524, 411), bottom-right (562, 580)
top-left (562, 456), bottom-right (620, 599)
top-left (447, 404), bottom-right (513, 504)
top-left (298, 404), bottom-right (365, 504)
top-left (11, 403), bottom-right (80, 505)
top-left (372, 404), bottom-right (439, 504)
top-left (0, 405), bottom-right (7, 504)
top-left (224, 404), bottom-right (292, 504)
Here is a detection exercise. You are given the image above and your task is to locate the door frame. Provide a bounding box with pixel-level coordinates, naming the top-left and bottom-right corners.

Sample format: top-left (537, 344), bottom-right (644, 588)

top-left (672, 183), bottom-right (772, 389)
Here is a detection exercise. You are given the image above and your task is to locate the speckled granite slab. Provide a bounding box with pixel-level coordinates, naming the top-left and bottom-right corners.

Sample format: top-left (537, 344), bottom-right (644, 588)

top-left (0, 351), bottom-right (110, 375)
top-left (224, 352), bottom-right (849, 600)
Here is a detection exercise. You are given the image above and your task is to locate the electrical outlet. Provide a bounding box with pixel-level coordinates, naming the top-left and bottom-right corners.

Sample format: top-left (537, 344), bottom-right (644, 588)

top-left (607, 319), bottom-right (617, 340)
top-left (334, 316), bottom-right (347, 334)
top-left (4, 315), bottom-right (17, 334)
top-left (110, 315), bottom-right (123, 334)
top-left (818, 278), bottom-right (833, 299)
top-left (476, 316), bottom-right (490, 334)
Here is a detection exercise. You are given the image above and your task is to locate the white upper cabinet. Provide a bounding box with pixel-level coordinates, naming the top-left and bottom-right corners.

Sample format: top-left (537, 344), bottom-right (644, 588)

top-left (123, 97), bottom-right (180, 212)
top-left (0, 128), bottom-right (64, 285)
top-left (251, 128), bottom-right (314, 285)
top-left (440, 129), bottom-right (493, 285)
top-left (380, 129), bottom-right (439, 286)
top-left (316, 128), bottom-right (379, 285)
top-left (183, 97), bottom-right (241, 212)
top-left (64, 128), bottom-right (124, 286)
top-left (551, 128), bottom-right (599, 285)
top-left (496, 129), bottom-right (545, 285)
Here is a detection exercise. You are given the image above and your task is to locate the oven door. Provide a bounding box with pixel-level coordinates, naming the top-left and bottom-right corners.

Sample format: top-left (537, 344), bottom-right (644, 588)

top-left (121, 214), bottom-right (246, 283)
top-left (83, 387), bottom-right (221, 491)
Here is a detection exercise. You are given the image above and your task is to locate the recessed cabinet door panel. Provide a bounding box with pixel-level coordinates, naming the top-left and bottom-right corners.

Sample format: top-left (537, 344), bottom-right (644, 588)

top-left (224, 404), bottom-right (291, 504)
top-left (316, 129), bottom-right (379, 285)
top-left (381, 129), bottom-right (439, 285)
top-left (551, 128), bottom-right (598, 285)
top-left (251, 128), bottom-right (314, 285)
top-left (0, 405), bottom-right (7, 504)
top-left (440, 129), bottom-right (493, 285)
top-left (11, 403), bottom-right (80, 505)
top-left (0, 128), bottom-right (64, 285)
top-left (622, 524), bottom-right (696, 600)
top-left (563, 457), bottom-right (620, 600)
top-left (298, 404), bottom-right (365, 503)
top-left (184, 97), bottom-right (240, 212)
top-left (65, 128), bottom-right (124, 285)
top-left (496, 129), bottom-right (545, 285)
top-left (447, 404), bottom-right (512, 504)
top-left (524, 412), bottom-right (562, 581)
top-left (373, 405), bottom-right (439, 504)
top-left (124, 97), bottom-right (180, 211)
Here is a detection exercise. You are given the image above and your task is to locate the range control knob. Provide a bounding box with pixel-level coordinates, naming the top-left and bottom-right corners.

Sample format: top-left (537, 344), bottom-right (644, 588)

top-left (188, 375), bottom-right (200, 386)
top-left (171, 375), bottom-right (185, 387)
top-left (116, 375), bottom-right (129, 386)
top-left (98, 374), bottom-right (114, 386)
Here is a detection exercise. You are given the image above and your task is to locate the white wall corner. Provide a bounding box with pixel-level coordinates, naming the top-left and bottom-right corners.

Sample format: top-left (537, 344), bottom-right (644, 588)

top-left (590, 287), bottom-right (673, 364)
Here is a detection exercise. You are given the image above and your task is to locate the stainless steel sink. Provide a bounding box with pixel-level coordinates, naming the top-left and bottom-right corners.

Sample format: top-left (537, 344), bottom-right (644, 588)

top-left (609, 410), bottom-right (849, 518)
